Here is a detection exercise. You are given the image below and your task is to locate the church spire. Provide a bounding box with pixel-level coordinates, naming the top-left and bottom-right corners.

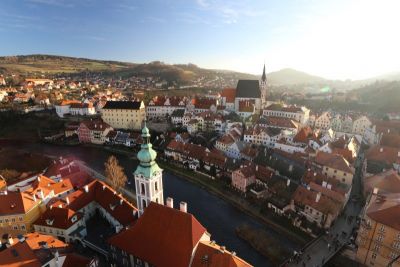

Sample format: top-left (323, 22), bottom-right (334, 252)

top-left (261, 63), bottom-right (267, 82)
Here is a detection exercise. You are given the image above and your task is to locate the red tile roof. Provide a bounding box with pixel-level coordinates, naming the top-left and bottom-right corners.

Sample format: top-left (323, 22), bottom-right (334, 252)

top-left (364, 169), bottom-right (400, 194)
top-left (0, 233), bottom-right (69, 267)
top-left (192, 241), bottom-right (253, 267)
top-left (292, 186), bottom-right (342, 215)
top-left (315, 151), bottom-right (353, 174)
top-left (380, 133), bottom-right (400, 148)
top-left (366, 193), bottom-right (400, 231)
top-left (80, 119), bottom-right (111, 131)
top-left (34, 207), bottom-right (82, 230)
top-left (66, 180), bottom-right (138, 226)
top-left (0, 191), bottom-right (37, 216)
top-left (108, 202), bottom-right (207, 267)
top-left (220, 88), bottom-right (236, 103)
top-left (366, 145), bottom-right (400, 165)
top-left (293, 126), bottom-right (313, 143)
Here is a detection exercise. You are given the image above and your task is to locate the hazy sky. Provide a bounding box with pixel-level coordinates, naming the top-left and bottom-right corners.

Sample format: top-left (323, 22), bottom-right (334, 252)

top-left (1, 0), bottom-right (399, 80)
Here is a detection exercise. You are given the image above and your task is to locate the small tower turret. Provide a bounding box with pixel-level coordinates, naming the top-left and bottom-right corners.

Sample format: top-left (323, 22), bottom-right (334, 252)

top-left (134, 121), bottom-right (164, 216)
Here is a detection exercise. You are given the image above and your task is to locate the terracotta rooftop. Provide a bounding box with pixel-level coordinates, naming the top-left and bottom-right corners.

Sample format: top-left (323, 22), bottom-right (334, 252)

top-left (0, 191), bottom-right (37, 216)
top-left (80, 119), bottom-right (111, 131)
top-left (366, 193), bottom-right (400, 231)
top-left (365, 145), bottom-right (400, 165)
top-left (293, 126), bottom-right (314, 143)
top-left (0, 232), bottom-right (69, 267)
top-left (364, 169), bottom-right (400, 195)
top-left (292, 186), bottom-right (342, 216)
top-left (220, 88), bottom-right (236, 103)
top-left (192, 241), bottom-right (253, 267)
top-left (315, 151), bottom-right (353, 174)
top-left (65, 180), bottom-right (138, 226)
top-left (108, 202), bottom-right (207, 267)
top-left (33, 207), bottom-right (82, 230)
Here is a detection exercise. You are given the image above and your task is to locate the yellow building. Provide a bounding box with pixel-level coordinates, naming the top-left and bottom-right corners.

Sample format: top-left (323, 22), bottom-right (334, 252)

top-left (101, 101), bottom-right (146, 130)
top-left (356, 192), bottom-right (400, 267)
top-left (0, 191), bottom-right (42, 236)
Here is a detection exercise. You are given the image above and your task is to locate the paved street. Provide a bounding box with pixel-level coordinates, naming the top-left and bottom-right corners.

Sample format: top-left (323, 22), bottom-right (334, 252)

top-left (283, 151), bottom-right (365, 267)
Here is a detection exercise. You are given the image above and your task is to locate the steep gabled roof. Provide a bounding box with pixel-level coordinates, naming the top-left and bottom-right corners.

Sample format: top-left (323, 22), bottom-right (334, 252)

top-left (108, 202), bottom-right (207, 267)
top-left (103, 101), bottom-right (142, 110)
top-left (33, 207), bottom-right (82, 230)
top-left (236, 80), bottom-right (260, 98)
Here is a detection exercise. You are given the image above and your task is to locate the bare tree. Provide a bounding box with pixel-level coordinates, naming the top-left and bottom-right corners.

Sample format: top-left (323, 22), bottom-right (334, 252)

top-left (104, 156), bottom-right (127, 192)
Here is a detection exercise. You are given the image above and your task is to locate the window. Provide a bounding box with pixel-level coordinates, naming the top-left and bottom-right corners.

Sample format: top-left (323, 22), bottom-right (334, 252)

top-left (141, 183), bottom-right (145, 195)
top-left (155, 182), bottom-right (158, 191)
top-left (142, 199), bottom-right (147, 209)
top-left (379, 225), bottom-right (385, 232)
top-left (372, 253), bottom-right (377, 259)
top-left (377, 234), bottom-right (384, 242)
top-left (373, 244), bottom-right (380, 252)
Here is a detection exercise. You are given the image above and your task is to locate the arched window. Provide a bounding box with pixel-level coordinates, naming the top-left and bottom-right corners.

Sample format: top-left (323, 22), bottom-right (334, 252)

top-left (142, 199), bottom-right (147, 209)
top-left (141, 183), bottom-right (145, 195)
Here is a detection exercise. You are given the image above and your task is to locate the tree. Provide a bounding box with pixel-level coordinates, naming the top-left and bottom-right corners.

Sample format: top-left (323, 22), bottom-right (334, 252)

top-left (104, 156), bottom-right (127, 192)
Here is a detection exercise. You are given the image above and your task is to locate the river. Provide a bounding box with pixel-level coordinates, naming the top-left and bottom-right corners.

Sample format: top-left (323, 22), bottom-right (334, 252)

top-left (1, 141), bottom-right (300, 266)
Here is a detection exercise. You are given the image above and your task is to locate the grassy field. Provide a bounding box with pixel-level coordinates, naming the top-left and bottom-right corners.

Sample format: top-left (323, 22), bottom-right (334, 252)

top-left (0, 59), bottom-right (131, 74)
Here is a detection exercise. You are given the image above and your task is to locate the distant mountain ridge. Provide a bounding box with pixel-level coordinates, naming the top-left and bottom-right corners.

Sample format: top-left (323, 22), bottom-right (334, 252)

top-left (1, 54), bottom-right (399, 87)
top-left (266, 68), bottom-right (326, 85)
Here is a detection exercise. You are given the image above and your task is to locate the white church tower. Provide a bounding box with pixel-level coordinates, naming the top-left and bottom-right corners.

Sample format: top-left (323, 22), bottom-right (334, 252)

top-left (260, 63), bottom-right (267, 108)
top-left (134, 122), bottom-right (164, 216)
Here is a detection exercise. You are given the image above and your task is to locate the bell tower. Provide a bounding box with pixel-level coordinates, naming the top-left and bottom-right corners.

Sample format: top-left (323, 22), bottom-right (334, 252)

top-left (260, 63), bottom-right (267, 108)
top-left (134, 121), bottom-right (164, 216)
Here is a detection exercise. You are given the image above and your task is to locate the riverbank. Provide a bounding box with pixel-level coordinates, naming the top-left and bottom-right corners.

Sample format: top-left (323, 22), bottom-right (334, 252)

top-left (158, 160), bottom-right (311, 245)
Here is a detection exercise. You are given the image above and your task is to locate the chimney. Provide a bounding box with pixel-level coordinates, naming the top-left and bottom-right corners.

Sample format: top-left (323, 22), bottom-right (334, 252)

top-left (8, 236), bottom-right (14, 245)
top-left (373, 187), bottom-right (379, 195)
top-left (39, 190), bottom-right (44, 199)
top-left (66, 197), bottom-right (70, 205)
top-left (256, 165), bottom-right (259, 171)
top-left (307, 185), bottom-right (311, 190)
top-left (166, 197), bottom-right (174, 208)
top-left (286, 179), bottom-right (290, 186)
top-left (84, 185), bottom-right (89, 193)
top-left (120, 199), bottom-right (123, 205)
top-left (380, 147), bottom-right (383, 153)
top-left (316, 192), bottom-right (321, 203)
top-left (327, 184), bottom-right (332, 190)
top-left (322, 181), bottom-right (327, 188)
top-left (313, 172), bottom-right (317, 177)
top-left (180, 201), bottom-right (187, 213)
